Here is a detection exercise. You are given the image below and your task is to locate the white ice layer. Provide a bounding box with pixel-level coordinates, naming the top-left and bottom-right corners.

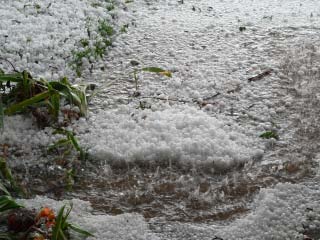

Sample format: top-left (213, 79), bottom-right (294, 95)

top-left (76, 105), bottom-right (262, 169)
top-left (0, 115), bottom-right (56, 163)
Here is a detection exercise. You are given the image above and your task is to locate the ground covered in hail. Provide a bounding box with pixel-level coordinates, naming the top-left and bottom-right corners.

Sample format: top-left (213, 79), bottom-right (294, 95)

top-left (1, 0), bottom-right (320, 239)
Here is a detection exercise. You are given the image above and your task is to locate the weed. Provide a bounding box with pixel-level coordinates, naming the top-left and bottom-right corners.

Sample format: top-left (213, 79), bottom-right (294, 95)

top-left (71, 48), bottom-right (92, 77)
top-left (71, 19), bottom-right (115, 76)
top-left (0, 157), bottom-right (20, 194)
top-left (259, 131), bottom-right (279, 140)
top-left (106, 4), bottom-right (115, 11)
top-left (48, 128), bottom-right (86, 190)
top-left (98, 20), bottom-right (114, 37)
top-left (50, 128), bottom-right (86, 161)
top-left (79, 39), bottom-right (89, 48)
top-left (93, 40), bottom-right (107, 58)
top-left (120, 24), bottom-right (129, 33)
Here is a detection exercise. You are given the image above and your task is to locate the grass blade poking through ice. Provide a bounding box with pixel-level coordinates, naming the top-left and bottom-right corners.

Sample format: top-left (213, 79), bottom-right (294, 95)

top-left (141, 67), bottom-right (172, 77)
top-left (4, 91), bottom-right (51, 115)
top-left (52, 203), bottom-right (94, 239)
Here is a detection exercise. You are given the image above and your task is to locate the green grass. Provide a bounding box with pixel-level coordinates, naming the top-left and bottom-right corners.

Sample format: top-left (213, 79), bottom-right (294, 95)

top-left (98, 19), bottom-right (114, 37)
top-left (71, 18), bottom-right (115, 77)
top-left (259, 131), bottom-right (279, 140)
top-left (50, 128), bottom-right (86, 161)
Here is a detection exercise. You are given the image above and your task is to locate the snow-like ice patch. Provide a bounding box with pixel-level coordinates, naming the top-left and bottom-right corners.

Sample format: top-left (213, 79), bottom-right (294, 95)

top-left (19, 196), bottom-right (159, 240)
top-left (1, 115), bottom-right (53, 147)
top-left (76, 105), bottom-right (262, 170)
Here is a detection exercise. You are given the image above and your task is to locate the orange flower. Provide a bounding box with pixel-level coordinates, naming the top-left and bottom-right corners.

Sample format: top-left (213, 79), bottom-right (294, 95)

top-left (37, 207), bottom-right (56, 228)
top-left (38, 207), bottom-right (55, 219)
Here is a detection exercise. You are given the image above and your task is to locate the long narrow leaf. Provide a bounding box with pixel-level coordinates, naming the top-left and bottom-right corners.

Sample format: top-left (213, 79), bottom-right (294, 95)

top-left (141, 67), bottom-right (167, 73)
top-left (0, 157), bottom-right (15, 186)
top-left (22, 70), bottom-right (30, 97)
top-left (73, 85), bottom-right (88, 116)
top-left (48, 139), bottom-right (71, 152)
top-left (50, 93), bottom-right (60, 119)
top-left (52, 205), bottom-right (66, 240)
top-left (68, 223), bottom-right (95, 237)
top-left (68, 133), bottom-right (81, 152)
top-left (4, 90), bottom-right (50, 115)
top-left (0, 195), bottom-right (23, 212)
top-left (141, 67), bottom-right (172, 77)
top-left (61, 203), bottom-right (73, 226)
top-left (0, 73), bottom-right (23, 82)
top-left (0, 181), bottom-right (10, 196)
top-left (49, 81), bottom-right (86, 115)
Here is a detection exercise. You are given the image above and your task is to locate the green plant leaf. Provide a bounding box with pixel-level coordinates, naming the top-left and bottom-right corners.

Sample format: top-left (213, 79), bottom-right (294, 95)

top-left (141, 67), bottom-right (172, 77)
top-left (0, 157), bottom-right (16, 189)
top-left (0, 181), bottom-right (10, 196)
top-left (68, 133), bottom-right (81, 152)
top-left (0, 73), bottom-right (23, 83)
top-left (52, 204), bottom-right (68, 240)
top-left (22, 70), bottom-right (31, 97)
top-left (141, 67), bottom-right (166, 73)
top-left (53, 203), bottom-right (94, 239)
top-left (48, 139), bottom-right (71, 152)
top-left (68, 223), bottom-right (95, 237)
top-left (50, 93), bottom-right (60, 119)
top-left (4, 90), bottom-right (51, 115)
top-left (0, 195), bottom-right (23, 213)
top-left (259, 131), bottom-right (279, 140)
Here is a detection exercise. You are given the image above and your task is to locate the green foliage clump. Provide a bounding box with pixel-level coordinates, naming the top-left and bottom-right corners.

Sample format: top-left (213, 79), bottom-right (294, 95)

top-left (0, 70), bottom-right (88, 128)
top-left (259, 131), bottom-right (279, 140)
top-left (71, 18), bottom-right (115, 77)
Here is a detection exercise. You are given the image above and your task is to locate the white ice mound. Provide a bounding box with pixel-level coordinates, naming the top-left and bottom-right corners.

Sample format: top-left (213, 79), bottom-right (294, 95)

top-left (0, 115), bottom-right (54, 148)
top-left (19, 196), bottom-right (159, 240)
top-left (217, 182), bottom-right (320, 240)
top-left (77, 105), bottom-right (262, 170)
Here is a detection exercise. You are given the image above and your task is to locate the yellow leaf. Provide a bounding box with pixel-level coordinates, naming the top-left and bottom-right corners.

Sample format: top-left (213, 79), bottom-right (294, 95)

top-left (159, 71), bottom-right (172, 78)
